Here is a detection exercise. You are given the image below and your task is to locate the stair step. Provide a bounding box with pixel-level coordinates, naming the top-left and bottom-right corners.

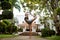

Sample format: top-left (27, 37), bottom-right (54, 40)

top-left (19, 32), bottom-right (39, 36)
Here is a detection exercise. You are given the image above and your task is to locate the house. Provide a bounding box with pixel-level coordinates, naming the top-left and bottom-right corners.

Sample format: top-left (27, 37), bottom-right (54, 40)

top-left (18, 21), bottom-right (40, 32)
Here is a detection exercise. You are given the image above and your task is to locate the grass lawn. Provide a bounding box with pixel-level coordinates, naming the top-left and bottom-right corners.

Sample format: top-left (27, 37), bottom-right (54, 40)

top-left (0, 34), bottom-right (17, 38)
top-left (47, 36), bottom-right (60, 40)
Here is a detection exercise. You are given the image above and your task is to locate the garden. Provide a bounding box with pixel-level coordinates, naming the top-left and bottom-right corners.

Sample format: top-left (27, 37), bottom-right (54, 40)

top-left (0, 0), bottom-right (60, 40)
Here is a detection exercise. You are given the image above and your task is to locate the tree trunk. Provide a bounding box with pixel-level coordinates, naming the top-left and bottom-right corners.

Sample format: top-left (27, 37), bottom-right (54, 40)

top-left (53, 10), bottom-right (60, 35)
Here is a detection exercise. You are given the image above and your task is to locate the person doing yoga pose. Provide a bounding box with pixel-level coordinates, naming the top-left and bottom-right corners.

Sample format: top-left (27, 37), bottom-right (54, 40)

top-left (24, 13), bottom-right (37, 38)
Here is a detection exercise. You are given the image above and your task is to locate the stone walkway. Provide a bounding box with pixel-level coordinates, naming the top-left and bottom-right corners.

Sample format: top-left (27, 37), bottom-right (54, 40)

top-left (0, 36), bottom-right (48, 40)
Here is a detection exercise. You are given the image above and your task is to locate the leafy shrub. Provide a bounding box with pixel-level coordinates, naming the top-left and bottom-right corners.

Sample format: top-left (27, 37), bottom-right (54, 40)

top-left (41, 28), bottom-right (55, 37)
top-left (2, 10), bottom-right (13, 19)
top-left (7, 24), bottom-right (17, 34)
top-left (18, 28), bottom-right (23, 32)
top-left (56, 8), bottom-right (60, 15)
top-left (41, 28), bottom-right (49, 37)
top-left (0, 20), bottom-right (17, 34)
top-left (3, 20), bottom-right (11, 25)
top-left (36, 29), bottom-right (41, 32)
top-left (12, 26), bottom-right (17, 33)
top-left (1, 1), bottom-right (11, 10)
top-left (0, 0), bottom-right (4, 2)
top-left (0, 15), bottom-right (3, 20)
top-left (49, 30), bottom-right (55, 35)
top-left (0, 22), bottom-right (7, 34)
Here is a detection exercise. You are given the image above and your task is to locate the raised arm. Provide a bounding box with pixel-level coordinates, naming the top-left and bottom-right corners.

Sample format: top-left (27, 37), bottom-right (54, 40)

top-left (31, 16), bottom-right (37, 22)
top-left (24, 13), bottom-right (37, 24)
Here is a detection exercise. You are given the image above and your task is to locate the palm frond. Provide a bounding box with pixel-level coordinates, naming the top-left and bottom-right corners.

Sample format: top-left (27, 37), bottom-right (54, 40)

top-left (14, 4), bottom-right (20, 11)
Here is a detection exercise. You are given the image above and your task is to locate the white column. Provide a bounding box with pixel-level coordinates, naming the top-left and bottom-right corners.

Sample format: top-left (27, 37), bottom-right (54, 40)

top-left (23, 26), bottom-right (26, 32)
top-left (32, 27), bottom-right (36, 32)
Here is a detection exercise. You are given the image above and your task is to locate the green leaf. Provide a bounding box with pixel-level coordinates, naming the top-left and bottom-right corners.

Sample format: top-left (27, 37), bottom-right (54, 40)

top-left (14, 4), bottom-right (20, 11)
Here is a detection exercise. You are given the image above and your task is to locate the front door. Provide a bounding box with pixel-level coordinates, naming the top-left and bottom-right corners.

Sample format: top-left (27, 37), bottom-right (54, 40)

top-left (26, 29), bottom-right (32, 31)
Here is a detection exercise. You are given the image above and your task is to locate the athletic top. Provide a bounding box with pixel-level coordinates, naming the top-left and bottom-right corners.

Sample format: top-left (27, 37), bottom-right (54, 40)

top-left (24, 17), bottom-right (34, 24)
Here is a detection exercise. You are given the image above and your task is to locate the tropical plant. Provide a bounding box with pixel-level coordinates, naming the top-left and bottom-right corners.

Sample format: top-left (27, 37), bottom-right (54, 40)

top-left (0, 19), bottom-right (17, 34)
top-left (41, 28), bottom-right (55, 37)
top-left (0, 0), bottom-right (20, 11)
top-left (1, 1), bottom-right (11, 10)
top-left (0, 22), bottom-right (7, 34)
top-left (7, 24), bottom-right (17, 34)
top-left (18, 28), bottom-right (23, 32)
top-left (2, 10), bottom-right (13, 19)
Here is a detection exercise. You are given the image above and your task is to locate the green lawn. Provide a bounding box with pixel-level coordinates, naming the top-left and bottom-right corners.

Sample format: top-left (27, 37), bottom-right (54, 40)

top-left (47, 36), bottom-right (60, 40)
top-left (0, 34), bottom-right (17, 38)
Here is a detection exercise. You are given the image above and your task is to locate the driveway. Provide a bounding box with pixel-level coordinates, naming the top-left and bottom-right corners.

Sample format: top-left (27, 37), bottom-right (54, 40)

top-left (0, 36), bottom-right (48, 40)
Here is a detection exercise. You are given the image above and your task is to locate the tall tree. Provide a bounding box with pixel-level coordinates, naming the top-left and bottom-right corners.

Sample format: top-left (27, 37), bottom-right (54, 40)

top-left (0, 0), bottom-right (20, 11)
top-left (22, 0), bottom-right (60, 35)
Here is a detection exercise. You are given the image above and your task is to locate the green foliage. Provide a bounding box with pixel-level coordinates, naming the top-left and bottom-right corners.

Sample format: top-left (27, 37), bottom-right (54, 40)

top-left (0, 20), bottom-right (17, 34)
top-left (3, 19), bottom-right (11, 25)
top-left (0, 10), bottom-right (13, 20)
top-left (0, 0), bottom-right (20, 11)
top-left (9, 0), bottom-right (20, 11)
top-left (9, 0), bottom-right (17, 6)
top-left (36, 29), bottom-right (41, 32)
top-left (0, 15), bottom-right (3, 20)
top-left (56, 8), bottom-right (60, 15)
top-left (0, 0), bottom-right (4, 2)
top-left (18, 28), bottom-right (23, 32)
top-left (2, 10), bottom-right (13, 19)
top-left (14, 4), bottom-right (20, 11)
top-left (0, 34), bottom-right (17, 38)
top-left (7, 24), bottom-right (17, 34)
top-left (41, 28), bottom-right (55, 37)
top-left (0, 22), bottom-right (7, 34)
top-left (1, 1), bottom-right (11, 10)
top-left (47, 36), bottom-right (60, 40)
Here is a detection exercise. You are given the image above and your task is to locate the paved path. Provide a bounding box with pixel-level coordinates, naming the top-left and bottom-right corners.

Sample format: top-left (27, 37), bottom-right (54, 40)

top-left (19, 32), bottom-right (39, 36)
top-left (0, 36), bottom-right (48, 40)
